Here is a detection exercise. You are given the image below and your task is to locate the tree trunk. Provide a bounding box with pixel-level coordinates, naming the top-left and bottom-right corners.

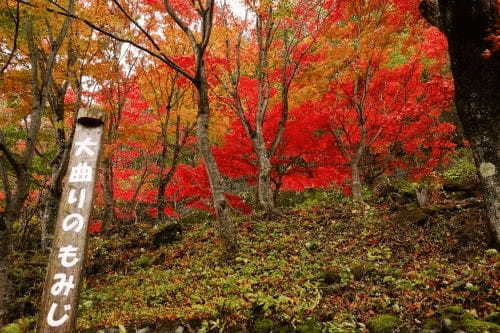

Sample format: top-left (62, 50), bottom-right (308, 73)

top-left (157, 143), bottom-right (169, 222)
top-left (255, 138), bottom-right (275, 213)
top-left (103, 156), bottom-right (115, 227)
top-left (0, 221), bottom-right (12, 326)
top-left (41, 107), bottom-right (71, 250)
top-left (420, 0), bottom-right (500, 243)
top-left (41, 193), bottom-right (57, 250)
top-left (416, 186), bottom-right (429, 207)
top-left (195, 64), bottom-right (238, 255)
top-left (351, 162), bottom-right (363, 200)
top-left (448, 31), bottom-right (500, 244)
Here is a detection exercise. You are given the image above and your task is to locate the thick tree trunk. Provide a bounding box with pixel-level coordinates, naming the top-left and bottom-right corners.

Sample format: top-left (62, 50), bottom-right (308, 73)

top-left (196, 65), bottom-right (238, 255)
top-left (447, 32), bottom-right (500, 244)
top-left (420, 0), bottom-right (500, 243)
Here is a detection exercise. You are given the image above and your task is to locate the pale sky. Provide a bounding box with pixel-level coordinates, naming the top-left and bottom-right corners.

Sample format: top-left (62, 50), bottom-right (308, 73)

top-left (227, 0), bottom-right (247, 17)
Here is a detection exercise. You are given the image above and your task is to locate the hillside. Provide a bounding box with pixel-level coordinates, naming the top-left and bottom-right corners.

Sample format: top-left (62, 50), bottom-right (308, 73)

top-left (6, 190), bottom-right (499, 333)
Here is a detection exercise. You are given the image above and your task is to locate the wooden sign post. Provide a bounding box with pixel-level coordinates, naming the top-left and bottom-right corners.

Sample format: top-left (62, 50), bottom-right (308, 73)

top-left (38, 108), bottom-right (104, 332)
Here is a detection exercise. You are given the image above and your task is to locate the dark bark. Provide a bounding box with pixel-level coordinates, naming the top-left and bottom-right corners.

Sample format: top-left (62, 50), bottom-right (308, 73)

top-left (0, 2), bottom-right (20, 77)
top-left (0, 0), bottom-right (73, 321)
top-left (157, 117), bottom-right (193, 222)
top-left (0, 219), bottom-right (12, 326)
top-left (41, 81), bottom-right (73, 250)
top-left (420, 0), bottom-right (500, 243)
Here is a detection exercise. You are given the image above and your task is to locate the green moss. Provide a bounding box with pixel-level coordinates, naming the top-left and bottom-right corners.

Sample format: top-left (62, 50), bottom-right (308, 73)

top-left (296, 319), bottom-right (322, 333)
top-left (485, 249), bottom-right (499, 257)
top-left (438, 305), bottom-right (474, 321)
top-left (254, 319), bottom-right (278, 333)
top-left (442, 148), bottom-right (478, 187)
top-left (422, 319), bottom-right (440, 331)
top-left (462, 319), bottom-right (500, 332)
top-left (485, 312), bottom-right (500, 326)
top-left (132, 255), bottom-right (151, 268)
top-left (350, 262), bottom-right (375, 281)
top-left (0, 318), bottom-right (33, 333)
top-left (367, 314), bottom-right (404, 333)
top-left (436, 306), bottom-right (497, 332)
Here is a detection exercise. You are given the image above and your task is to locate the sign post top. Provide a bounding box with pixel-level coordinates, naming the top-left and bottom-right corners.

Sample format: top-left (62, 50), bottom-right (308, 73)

top-left (77, 108), bottom-right (105, 127)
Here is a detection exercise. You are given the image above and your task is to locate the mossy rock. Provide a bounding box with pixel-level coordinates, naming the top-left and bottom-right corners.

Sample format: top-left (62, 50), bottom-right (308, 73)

top-left (438, 305), bottom-right (472, 318)
top-left (0, 318), bottom-right (33, 333)
top-left (485, 249), bottom-right (499, 257)
top-left (485, 312), bottom-right (500, 326)
top-left (305, 241), bottom-right (320, 251)
top-left (421, 319), bottom-right (441, 333)
top-left (150, 223), bottom-right (182, 248)
top-left (350, 262), bottom-right (376, 280)
top-left (253, 319), bottom-right (292, 333)
top-left (462, 319), bottom-right (500, 332)
top-left (254, 319), bottom-right (278, 333)
top-left (395, 207), bottom-right (428, 225)
top-left (320, 266), bottom-right (342, 285)
top-left (367, 314), bottom-right (407, 333)
top-left (296, 319), bottom-right (322, 333)
top-left (132, 255), bottom-right (151, 268)
top-left (437, 306), bottom-right (477, 332)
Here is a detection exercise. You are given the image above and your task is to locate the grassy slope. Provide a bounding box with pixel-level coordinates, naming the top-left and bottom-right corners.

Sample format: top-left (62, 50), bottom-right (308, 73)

top-left (76, 196), bottom-right (499, 331)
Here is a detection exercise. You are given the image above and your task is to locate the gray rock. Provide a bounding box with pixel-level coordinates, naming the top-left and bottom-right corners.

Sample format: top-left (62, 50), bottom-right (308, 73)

top-left (137, 328), bottom-right (152, 333)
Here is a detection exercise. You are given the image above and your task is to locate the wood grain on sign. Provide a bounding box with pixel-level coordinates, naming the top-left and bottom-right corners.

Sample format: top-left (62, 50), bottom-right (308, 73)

top-left (38, 108), bottom-right (104, 333)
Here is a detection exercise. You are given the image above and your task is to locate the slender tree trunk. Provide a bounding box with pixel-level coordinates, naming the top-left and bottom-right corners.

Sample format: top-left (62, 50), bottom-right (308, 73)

top-left (41, 104), bottom-right (71, 250)
top-left (255, 137), bottom-right (275, 213)
top-left (196, 64), bottom-right (237, 255)
top-left (0, 220), bottom-right (12, 326)
top-left (157, 143), bottom-right (169, 222)
top-left (351, 162), bottom-right (363, 200)
top-left (416, 186), bottom-right (429, 207)
top-left (420, 0), bottom-right (500, 243)
top-left (0, 4), bottom-right (73, 321)
top-left (103, 156), bottom-right (116, 227)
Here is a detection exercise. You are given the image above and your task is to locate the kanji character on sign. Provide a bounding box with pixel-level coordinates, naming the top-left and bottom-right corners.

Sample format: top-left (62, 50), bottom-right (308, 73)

top-left (68, 188), bottom-right (86, 209)
top-left (62, 213), bottom-right (84, 232)
top-left (50, 273), bottom-right (75, 296)
top-left (75, 137), bottom-right (97, 156)
top-left (68, 162), bottom-right (93, 183)
top-left (47, 303), bottom-right (71, 327)
top-left (58, 245), bottom-right (79, 268)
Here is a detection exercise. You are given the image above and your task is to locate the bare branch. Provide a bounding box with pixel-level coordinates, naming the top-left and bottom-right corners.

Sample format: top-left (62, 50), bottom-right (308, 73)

top-left (15, 0), bottom-right (196, 83)
top-left (0, 1), bottom-right (20, 77)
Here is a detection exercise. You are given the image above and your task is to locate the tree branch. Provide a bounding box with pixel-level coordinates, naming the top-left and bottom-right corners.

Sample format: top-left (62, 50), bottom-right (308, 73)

top-left (15, 0), bottom-right (196, 83)
top-left (0, 1), bottom-right (20, 77)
